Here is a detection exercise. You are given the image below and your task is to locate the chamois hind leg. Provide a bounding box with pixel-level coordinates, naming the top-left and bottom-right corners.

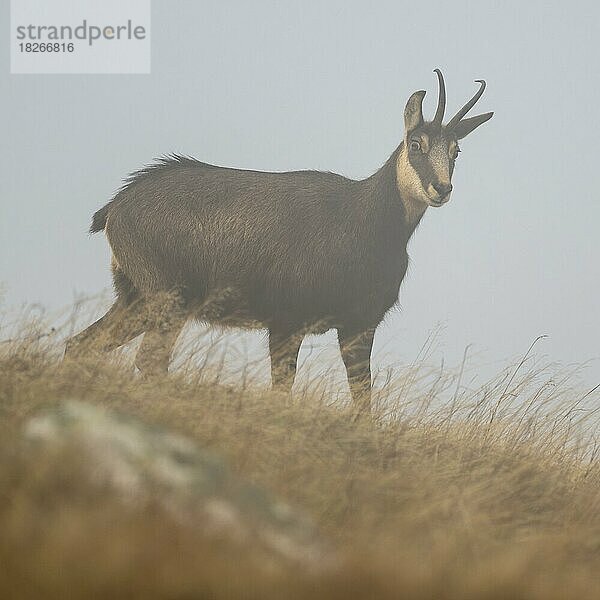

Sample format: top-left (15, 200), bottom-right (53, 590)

top-left (64, 267), bottom-right (146, 358)
top-left (64, 299), bottom-right (141, 358)
top-left (269, 329), bottom-right (303, 392)
top-left (134, 299), bottom-right (187, 377)
top-left (338, 327), bottom-right (375, 417)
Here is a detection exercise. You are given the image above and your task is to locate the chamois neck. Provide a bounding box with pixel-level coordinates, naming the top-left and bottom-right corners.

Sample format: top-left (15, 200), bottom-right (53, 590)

top-left (359, 145), bottom-right (426, 242)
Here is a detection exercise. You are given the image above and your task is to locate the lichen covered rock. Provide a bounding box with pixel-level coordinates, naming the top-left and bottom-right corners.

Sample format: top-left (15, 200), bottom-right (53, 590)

top-left (25, 401), bottom-right (334, 570)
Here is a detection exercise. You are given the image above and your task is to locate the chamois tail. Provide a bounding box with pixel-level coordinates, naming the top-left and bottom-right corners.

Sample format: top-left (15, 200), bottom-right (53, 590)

top-left (89, 202), bottom-right (112, 234)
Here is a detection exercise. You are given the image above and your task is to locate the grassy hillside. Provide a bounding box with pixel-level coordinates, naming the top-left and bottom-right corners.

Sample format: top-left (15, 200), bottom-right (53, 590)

top-left (0, 312), bottom-right (599, 599)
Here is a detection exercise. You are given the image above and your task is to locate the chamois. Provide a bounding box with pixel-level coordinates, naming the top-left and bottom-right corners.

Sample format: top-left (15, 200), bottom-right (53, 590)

top-left (66, 69), bottom-right (493, 414)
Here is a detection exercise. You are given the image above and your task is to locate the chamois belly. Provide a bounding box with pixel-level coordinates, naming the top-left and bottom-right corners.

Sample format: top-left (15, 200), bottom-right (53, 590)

top-left (239, 264), bottom-right (405, 333)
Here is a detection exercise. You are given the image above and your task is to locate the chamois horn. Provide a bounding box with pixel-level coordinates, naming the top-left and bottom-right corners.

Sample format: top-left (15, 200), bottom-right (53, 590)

top-left (447, 79), bottom-right (486, 128)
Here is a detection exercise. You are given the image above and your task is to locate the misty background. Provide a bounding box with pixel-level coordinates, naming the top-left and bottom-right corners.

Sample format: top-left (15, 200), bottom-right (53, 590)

top-left (1, 1), bottom-right (598, 387)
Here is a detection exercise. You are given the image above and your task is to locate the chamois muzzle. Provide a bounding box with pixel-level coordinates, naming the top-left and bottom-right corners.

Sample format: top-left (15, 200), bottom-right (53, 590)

top-left (434, 182), bottom-right (453, 198)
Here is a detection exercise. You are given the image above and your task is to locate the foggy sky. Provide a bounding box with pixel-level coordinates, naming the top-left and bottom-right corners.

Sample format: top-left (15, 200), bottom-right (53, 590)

top-left (2, 0), bottom-right (599, 386)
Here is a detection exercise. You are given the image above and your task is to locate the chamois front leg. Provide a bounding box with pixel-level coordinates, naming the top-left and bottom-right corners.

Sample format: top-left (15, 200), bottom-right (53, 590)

top-left (338, 327), bottom-right (375, 416)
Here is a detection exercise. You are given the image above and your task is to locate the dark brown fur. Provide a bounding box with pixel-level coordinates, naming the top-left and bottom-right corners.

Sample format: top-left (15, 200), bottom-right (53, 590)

top-left (66, 71), bottom-right (493, 414)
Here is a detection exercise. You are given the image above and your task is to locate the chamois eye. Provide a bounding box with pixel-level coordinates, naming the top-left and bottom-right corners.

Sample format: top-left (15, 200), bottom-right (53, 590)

top-left (450, 146), bottom-right (461, 160)
top-left (409, 140), bottom-right (421, 152)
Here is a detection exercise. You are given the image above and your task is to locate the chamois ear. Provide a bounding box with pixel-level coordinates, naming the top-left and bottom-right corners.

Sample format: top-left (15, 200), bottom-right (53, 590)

top-left (404, 90), bottom-right (426, 133)
top-left (453, 112), bottom-right (494, 140)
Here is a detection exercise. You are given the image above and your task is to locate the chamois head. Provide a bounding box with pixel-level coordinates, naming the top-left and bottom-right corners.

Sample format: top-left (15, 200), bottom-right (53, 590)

top-left (396, 69), bottom-right (493, 210)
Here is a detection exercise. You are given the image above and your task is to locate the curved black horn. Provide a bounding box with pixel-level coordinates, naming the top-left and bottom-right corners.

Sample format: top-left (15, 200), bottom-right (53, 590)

top-left (447, 79), bottom-right (486, 128)
top-left (433, 69), bottom-right (446, 125)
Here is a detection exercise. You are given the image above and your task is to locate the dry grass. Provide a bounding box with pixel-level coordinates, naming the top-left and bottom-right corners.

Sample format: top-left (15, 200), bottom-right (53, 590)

top-left (1, 305), bottom-right (599, 599)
